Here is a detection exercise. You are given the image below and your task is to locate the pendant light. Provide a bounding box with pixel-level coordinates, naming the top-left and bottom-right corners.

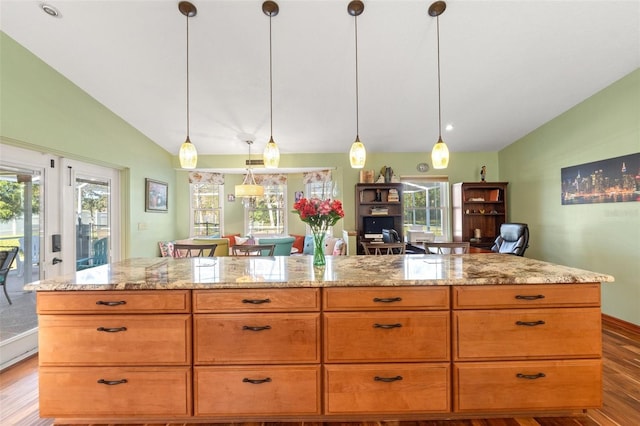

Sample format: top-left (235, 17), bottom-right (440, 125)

top-left (178, 1), bottom-right (198, 169)
top-left (262, 1), bottom-right (280, 168)
top-left (235, 139), bottom-right (265, 198)
top-left (429, 1), bottom-right (449, 169)
top-left (348, 0), bottom-right (366, 169)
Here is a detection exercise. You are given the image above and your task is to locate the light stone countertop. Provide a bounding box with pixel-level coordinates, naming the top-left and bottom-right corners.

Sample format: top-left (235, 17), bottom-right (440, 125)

top-left (24, 254), bottom-right (614, 291)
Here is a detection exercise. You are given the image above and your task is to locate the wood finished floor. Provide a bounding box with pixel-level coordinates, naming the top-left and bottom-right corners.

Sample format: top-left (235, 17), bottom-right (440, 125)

top-left (1, 321), bottom-right (638, 426)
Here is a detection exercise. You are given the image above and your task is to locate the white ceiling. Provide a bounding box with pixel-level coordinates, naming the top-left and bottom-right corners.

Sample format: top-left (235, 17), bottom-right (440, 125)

top-left (1, 0), bottom-right (639, 159)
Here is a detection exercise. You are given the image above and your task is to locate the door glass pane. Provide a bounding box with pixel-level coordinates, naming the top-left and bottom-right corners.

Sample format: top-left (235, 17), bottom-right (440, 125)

top-left (75, 177), bottom-right (110, 270)
top-left (0, 168), bottom-right (41, 347)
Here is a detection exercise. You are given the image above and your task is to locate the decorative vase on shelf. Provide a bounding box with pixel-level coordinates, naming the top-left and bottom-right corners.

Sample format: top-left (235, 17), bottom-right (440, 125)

top-left (312, 231), bottom-right (326, 267)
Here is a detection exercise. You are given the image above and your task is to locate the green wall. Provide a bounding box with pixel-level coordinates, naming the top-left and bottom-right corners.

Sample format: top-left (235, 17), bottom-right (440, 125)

top-left (1, 32), bottom-right (175, 257)
top-left (499, 69), bottom-right (640, 325)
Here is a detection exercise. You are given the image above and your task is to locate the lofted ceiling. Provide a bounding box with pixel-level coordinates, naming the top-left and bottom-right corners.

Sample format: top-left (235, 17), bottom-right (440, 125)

top-left (1, 0), bottom-right (639, 160)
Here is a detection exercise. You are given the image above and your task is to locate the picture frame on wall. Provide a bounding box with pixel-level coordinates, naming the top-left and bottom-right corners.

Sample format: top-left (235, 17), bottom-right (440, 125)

top-left (145, 178), bottom-right (168, 212)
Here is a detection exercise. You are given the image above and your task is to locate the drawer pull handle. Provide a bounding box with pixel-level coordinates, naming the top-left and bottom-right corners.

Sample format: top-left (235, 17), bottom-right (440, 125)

top-left (96, 300), bottom-right (127, 306)
top-left (96, 326), bottom-right (127, 333)
top-left (374, 323), bottom-right (402, 329)
top-left (243, 377), bottom-right (272, 384)
top-left (516, 373), bottom-right (546, 380)
top-left (374, 375), bottom-right (403, 383)
top-left (97, 379), bottom-right (128, 385)
top-left (242, 325), bottom-right (272, 331)
top-left (515, 320), bottom-right (546, 326)
top-left (373, 297), bottom-right (402, 303)
top-left (515, 295), bottom-right (545, 300)
top-left (242, 298), bottom-right (271, 304)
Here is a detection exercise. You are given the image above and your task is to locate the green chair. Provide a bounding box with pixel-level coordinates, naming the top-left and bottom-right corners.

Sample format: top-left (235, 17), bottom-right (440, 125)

top-left (76, 237), bottom-right (109, 270)
top-left (0, 247), bottom-right (19, 304)
top-left (257, 236), bottom-right (295, 256)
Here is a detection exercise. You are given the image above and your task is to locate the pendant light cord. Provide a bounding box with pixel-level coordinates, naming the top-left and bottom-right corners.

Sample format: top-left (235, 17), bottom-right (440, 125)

top-left (269, 13), bottom-right (274, 140)
top-left (355, 14), bottom-right (360, 139)
top-left (436, 15), bottom-right (442, 139)
top-left (186, 13), bottom-right (191, 140)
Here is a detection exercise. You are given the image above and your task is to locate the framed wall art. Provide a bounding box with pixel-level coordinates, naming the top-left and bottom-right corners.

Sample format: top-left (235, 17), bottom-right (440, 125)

top-left (561, 153), bottom-right (639, 205)
top-left (145, 178), bottom-right (168, 212)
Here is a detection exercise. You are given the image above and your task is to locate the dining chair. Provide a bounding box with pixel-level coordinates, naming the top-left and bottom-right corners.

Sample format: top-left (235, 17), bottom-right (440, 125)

top-left (361, 242), bottom-right (405, 255)
top-left (0, 246), bottom-right (19, 304)
top-left (423, 242), bottom-right (470, 254)
top-left (172, 243), bottom-right (218, 258)
top-left (231, 244), bottom-right (276, 256)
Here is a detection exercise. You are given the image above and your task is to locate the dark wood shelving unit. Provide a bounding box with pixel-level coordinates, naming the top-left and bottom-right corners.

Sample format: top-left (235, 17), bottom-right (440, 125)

top-left (452, 182), bottom-right (508, 249)
top-left (355, 183), bottom-right (404, 254)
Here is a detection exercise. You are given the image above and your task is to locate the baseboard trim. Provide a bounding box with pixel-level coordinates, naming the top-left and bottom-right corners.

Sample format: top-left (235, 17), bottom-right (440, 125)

top-left (602, 313), bottom-right (640, 336)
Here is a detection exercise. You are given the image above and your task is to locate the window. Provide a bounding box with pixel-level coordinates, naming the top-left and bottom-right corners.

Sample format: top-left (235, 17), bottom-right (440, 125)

top-left (305, 180), bottom-right (334, 200)
top-left (401, 178), bottom-right (450, 240)
top-left (245, 184), bottom-right (286, 236)
top-left (190, 179), bottom-right (223, 237)
top-left (303, 170), bottom-right (335, 235)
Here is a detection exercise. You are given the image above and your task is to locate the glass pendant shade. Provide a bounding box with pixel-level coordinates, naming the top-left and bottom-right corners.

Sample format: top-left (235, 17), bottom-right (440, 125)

top-left (179, 137), bottom-right (198, 169)
top-left (235, 166), bottom-right (264, 198)
top-left (235, 183), bottom-right (264, 197)
top-left (263, 137), bottom-right (280, 168)
top-left (349, 137), bottom-right (366, 169)
top-left (431, 137), bottom-right (449, 169)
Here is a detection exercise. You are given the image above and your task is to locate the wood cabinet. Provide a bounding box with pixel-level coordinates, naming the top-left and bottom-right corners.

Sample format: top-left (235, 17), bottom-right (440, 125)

top-left (452, 283), bottom-right (602, 413)
top-left (192, 288), bottom-right (322, 417)
top-left (355, 183), bottom-right (404, 254)
top-left (452, 182), bottom-right (508, 248)
top-left (36, 283), bottom-right (603, 421)
top-left (323, 286), bottom-right (451, 414)
top-left (37, 290), bottom-right (192, 418)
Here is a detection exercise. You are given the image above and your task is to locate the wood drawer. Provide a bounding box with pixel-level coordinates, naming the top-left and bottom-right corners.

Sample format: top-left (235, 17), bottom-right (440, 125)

top-left (193, 288), bottom-right (320, 312)
top-left (194, 313), bottom-right (320, 364)
top-left (453, 308), bottom-right (601, 360)
top-left (37, 290), bottom-right (191, 314)
top-left (454, 359), bottom-right (602, 412)
top-left (324, 312), bottom-right (449, 362)
top-left (39, 366), bottom-right (192, 417)
top-left (38, 314), bottom-right (191, 366)
top-left (324, 363), bottom-right (450, 414)
top-left (323, 286), bottom-right (449, 310)
top-left (194, 365), bottom-right (321, 416)
top-left (453, 284), bottom-right (600, 309)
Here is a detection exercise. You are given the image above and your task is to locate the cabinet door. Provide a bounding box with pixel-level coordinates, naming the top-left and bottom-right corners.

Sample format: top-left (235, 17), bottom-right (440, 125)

top-left (38, 314), bottom-right (191, 366)
top-left (453, 308), bottom-right (601, 360)
top-left (454, 359), bottom-right (602, 412)
top-left (325, 363), bottom-right (450, 414)
top-left (195, 365), bottom-right (321, 416)
top-left (194, 313), bottom-right (320, 364)
top-left (324, 312), bottom-right (449, 362)
top-left (39, 366), bottom-right (192, 417)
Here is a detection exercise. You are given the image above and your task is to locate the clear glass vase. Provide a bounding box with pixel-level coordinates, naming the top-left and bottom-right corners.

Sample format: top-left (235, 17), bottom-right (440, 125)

top-left (312, 232), bottom-right (326, 266)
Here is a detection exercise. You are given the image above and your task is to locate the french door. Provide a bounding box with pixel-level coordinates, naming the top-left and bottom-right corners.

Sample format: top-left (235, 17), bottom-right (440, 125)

top-left (0, 143), bottom-right (120, 368)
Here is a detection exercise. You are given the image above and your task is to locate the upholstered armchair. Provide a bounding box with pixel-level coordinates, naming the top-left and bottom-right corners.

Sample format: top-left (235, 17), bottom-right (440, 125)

top-left (491, 223), bottom-right (529, 256)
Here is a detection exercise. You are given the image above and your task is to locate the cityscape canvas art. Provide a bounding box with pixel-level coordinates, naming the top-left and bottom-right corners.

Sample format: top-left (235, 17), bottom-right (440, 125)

top-left (561, 153), bottom-right (640, 205)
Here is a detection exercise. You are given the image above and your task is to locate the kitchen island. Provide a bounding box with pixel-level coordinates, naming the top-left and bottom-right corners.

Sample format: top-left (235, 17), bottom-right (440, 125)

top-left (26, 254), bottom-right (614, 423)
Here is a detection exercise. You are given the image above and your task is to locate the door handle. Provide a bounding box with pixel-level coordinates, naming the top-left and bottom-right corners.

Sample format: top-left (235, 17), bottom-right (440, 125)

top-left (52, 257), bottom-right (63, 265)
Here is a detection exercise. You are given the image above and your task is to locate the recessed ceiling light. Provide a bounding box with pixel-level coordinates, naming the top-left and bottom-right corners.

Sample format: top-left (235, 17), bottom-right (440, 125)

top-left (445, 123), bottom-right (454, 132)
top-left (40, 3), bottom-right (61, 18)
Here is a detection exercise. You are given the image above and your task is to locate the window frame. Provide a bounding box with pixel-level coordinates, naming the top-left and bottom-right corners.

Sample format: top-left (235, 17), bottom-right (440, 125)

top-left (189, 182), bottom-right (224, 237)
top-left (401, 177), bottom-right (451, 241)
top-left (244, 183), bottom-right (287, 236)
